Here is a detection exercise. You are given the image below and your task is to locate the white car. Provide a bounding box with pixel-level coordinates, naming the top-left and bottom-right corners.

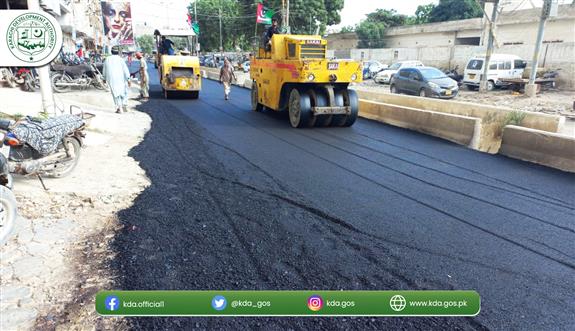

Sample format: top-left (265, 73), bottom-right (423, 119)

top-left (374, 61), bottom-right (424, 84)
top-left (463, 54), bottom-right (527, 91)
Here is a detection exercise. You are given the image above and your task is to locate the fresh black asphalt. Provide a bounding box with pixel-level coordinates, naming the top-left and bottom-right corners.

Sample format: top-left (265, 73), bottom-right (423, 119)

top-left (110, 69), bottom-right (575, 330)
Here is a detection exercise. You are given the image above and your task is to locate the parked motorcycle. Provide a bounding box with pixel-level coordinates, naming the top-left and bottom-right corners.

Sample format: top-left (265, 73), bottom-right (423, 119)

top-left (0, 153), bottom-right (17, 245)
top-left (15, 67), bottom-right (40, 92)
top-left (445, 66), bottom-right (463, 86)
top-left (0, 109), bottom-right (88, 179)
top-left (50, 63), bottom-right (107, 93)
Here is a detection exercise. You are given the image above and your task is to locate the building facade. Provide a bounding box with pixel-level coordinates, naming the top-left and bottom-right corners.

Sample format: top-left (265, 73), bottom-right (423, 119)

top-left (1, 0), bottom-right (105, 53)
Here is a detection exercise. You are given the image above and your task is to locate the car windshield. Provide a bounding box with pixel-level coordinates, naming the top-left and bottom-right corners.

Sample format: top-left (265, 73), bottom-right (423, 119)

top-left (467, 59), bottom-right (483, 70)
top-left (389, 63), bottom-right (401, 70)
top-left (419, 68), bottom-right (447, 79)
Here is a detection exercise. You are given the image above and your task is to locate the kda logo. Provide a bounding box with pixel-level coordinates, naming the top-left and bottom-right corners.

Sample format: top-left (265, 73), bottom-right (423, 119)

top-left (105, 295), bottom-right (120, 311)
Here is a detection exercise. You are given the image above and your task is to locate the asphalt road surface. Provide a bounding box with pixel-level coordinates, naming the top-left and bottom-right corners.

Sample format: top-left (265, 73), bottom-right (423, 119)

top-left (110, 68), bottom-right (575, 330)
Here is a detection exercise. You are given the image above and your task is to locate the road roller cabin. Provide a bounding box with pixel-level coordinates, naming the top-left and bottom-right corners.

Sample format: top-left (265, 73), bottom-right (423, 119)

top-left (250, 34), bottom-right (362, 128)
top-left (154, 29), bottom-right (202, 99)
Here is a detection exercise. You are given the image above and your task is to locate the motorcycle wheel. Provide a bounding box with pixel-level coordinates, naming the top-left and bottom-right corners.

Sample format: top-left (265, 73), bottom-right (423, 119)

top-left (94, 76), bottom-right (108, 90)
top-left (22, 73), bottom-right (37, 92)
top-left (2, 69), bottom-right (17, 88)
top-left (0, 185), bottom-right (18, 246)
top-left (44, 137), bottom-right (81, 178)
top-left (51, 73), bottom-right (73, 93)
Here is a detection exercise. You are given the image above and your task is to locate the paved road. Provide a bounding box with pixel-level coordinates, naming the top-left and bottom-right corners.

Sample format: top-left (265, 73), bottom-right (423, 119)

top-left (111, 69), bottom-right (575, 330)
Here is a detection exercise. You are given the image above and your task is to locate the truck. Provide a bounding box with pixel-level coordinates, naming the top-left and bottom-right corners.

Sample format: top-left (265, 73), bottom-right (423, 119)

top-left (154, 29), bottom-right (201, 99)
top-left (250, 34), bottom-right (362, 128)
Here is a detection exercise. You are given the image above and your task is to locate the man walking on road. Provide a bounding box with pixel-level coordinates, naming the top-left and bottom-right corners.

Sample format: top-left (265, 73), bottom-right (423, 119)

top-left (103, 46), bottom-right (131, 113)
top-left (219, 58), bottom-right (236, 101)
top-left (135, 52), bottom-right (149, 100)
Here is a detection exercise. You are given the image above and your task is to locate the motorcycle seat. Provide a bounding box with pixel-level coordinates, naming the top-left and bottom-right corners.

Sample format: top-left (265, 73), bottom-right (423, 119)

top-left (11, 115), bottom-right (83, 155)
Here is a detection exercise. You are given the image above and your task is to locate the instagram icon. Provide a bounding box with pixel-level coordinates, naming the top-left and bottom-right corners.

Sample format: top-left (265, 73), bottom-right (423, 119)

top-left (307, 295), bottom-right (323, 312)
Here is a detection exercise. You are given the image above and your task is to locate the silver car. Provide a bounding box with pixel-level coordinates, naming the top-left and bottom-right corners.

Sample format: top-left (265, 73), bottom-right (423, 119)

top-left (374, 60), bottom-right (424, 84)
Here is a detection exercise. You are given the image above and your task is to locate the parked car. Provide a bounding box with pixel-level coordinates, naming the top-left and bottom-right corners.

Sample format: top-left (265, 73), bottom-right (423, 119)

top-left (390, 67), bottom-right (459, 99)
top-left (362, 61), bottom-right (388, 79)
top-left (374, 60), bottom-right (424, 84)
top-left (463, 54), bottom-right (527, 91)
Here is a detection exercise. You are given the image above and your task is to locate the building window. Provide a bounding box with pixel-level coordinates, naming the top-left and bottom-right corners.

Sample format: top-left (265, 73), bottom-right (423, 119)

top-left (455, 37), bottom-right (480, 46)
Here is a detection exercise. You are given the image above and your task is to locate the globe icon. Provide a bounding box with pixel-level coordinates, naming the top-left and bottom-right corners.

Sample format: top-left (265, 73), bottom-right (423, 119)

top-left (390, 295), bottom-right (407, 312)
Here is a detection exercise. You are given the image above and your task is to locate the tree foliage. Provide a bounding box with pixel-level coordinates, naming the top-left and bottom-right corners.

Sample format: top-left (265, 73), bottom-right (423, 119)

top-left (428, 0), bottom-right (483, 23)
top-left (414, 3), bottom-right (436, 24)
top-left (355, 9), bottom-right (406, 48)
top-left (189, 0), bottom-right (344, 52)
top-left (136, 35), bottom-right (154, 54)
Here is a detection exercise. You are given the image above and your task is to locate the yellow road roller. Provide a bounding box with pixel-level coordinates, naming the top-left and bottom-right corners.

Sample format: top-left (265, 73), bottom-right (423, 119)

top-left (154, 29), bottom-right (201, 99)
top-left (250, 34), bottom-right (362, 128)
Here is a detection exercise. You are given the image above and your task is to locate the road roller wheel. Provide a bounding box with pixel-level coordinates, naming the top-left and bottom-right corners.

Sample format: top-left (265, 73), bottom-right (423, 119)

top-left (331, 90), bottom-right (347, 127)
top-left (251, 82), bottom-right (263, 112)
top-left (310, 89), bottom-right (332, 127)
top-left (331, 89), bottom-right (358, 127)
top-left (288, 88), bottom-right (313, 128)
top-left (341, 89), bottom-right (359, 127)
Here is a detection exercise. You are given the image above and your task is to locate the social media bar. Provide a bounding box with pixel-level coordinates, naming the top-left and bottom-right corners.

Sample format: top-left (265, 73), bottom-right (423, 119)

top-left (96, 290), bottom-right (480, 316)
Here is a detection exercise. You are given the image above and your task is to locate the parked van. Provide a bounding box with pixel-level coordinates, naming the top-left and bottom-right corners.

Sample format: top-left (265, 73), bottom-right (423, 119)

top-left (463, 54), bottom-right (527, 91)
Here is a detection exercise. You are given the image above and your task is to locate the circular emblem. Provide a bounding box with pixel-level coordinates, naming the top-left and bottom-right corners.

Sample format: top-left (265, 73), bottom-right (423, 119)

top-left (6, 12), bottom-right (58, 63)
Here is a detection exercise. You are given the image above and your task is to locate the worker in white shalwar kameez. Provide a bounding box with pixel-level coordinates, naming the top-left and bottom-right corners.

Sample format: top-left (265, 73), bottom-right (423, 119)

top-left (103, 46), bottom-right (131, 113)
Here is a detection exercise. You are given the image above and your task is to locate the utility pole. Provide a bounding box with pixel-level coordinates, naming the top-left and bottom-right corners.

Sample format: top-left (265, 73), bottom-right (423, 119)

top-left (286, 0), bottom-right (290, 33)
top-left (27, 0), bottom-right (55, 114)
top-left (218, 7), bottom-right (223, 52)
top-left (479, 0), bottom-right (499, 93)
top-left (526, 0), bottom-right (553, 97)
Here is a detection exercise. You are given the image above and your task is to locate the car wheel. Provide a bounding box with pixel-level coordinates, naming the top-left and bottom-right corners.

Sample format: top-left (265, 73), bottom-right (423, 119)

top-left (487, 80), bottom-right (495, 91)
top-left (390, 84), bottom-right (398, 94)
top-left (419, 88), bottom-right (427, 97)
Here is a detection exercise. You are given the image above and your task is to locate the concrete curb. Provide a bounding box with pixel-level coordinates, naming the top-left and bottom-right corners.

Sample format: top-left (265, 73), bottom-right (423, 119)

top-left (354, 90), bottom-right (565, 153)
top-left (499, 125), bottom-right (575, 173)
top-left (360, 99), bottom-right (481, 149)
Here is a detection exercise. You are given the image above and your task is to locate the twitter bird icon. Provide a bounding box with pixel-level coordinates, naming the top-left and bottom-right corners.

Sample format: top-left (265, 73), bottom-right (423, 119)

top-left (211, 295), bottom-right (227, 311)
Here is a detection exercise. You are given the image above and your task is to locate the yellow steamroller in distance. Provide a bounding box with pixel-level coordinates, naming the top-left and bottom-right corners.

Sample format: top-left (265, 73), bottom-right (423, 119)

top-left (250, 34), bottom-right (362, 128)
top-left (154, 29), bottom-right (201, 99)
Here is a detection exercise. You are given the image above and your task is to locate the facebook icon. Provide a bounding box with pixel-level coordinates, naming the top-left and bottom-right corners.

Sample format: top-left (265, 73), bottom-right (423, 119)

top-left (105, 295), bottom-right (120, 311)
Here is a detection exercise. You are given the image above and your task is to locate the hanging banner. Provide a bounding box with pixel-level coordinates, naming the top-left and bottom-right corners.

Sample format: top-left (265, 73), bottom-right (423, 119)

top-left (0, 10), bottom-right (63, 66)
top-left (101, 1), bottom-right (134, 46)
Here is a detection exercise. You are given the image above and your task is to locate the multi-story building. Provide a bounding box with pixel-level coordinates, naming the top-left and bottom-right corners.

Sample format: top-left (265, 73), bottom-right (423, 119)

top-left (1, 0), bottom-right (105, 53)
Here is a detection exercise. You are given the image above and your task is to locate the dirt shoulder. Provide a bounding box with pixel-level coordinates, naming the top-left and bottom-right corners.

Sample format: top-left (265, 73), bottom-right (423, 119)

top-left (0, 87), bottom-right (150, 330)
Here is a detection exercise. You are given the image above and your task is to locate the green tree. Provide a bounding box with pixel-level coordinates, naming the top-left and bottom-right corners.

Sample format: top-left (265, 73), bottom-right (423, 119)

top-left (189, 0), bottom-right (345, 52)
top-left (339, 25), bottom-right (355, 33)
top-left (189, 0), bottom-right (243, 52)
top-left (355, 9), bottom-right (407, 48)
top-left (428, 0), bottom-right (483, 23)
top-left (414, 3), bottom-right (436, 24)
top-left (136, 35), bottom-right (154, 54)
